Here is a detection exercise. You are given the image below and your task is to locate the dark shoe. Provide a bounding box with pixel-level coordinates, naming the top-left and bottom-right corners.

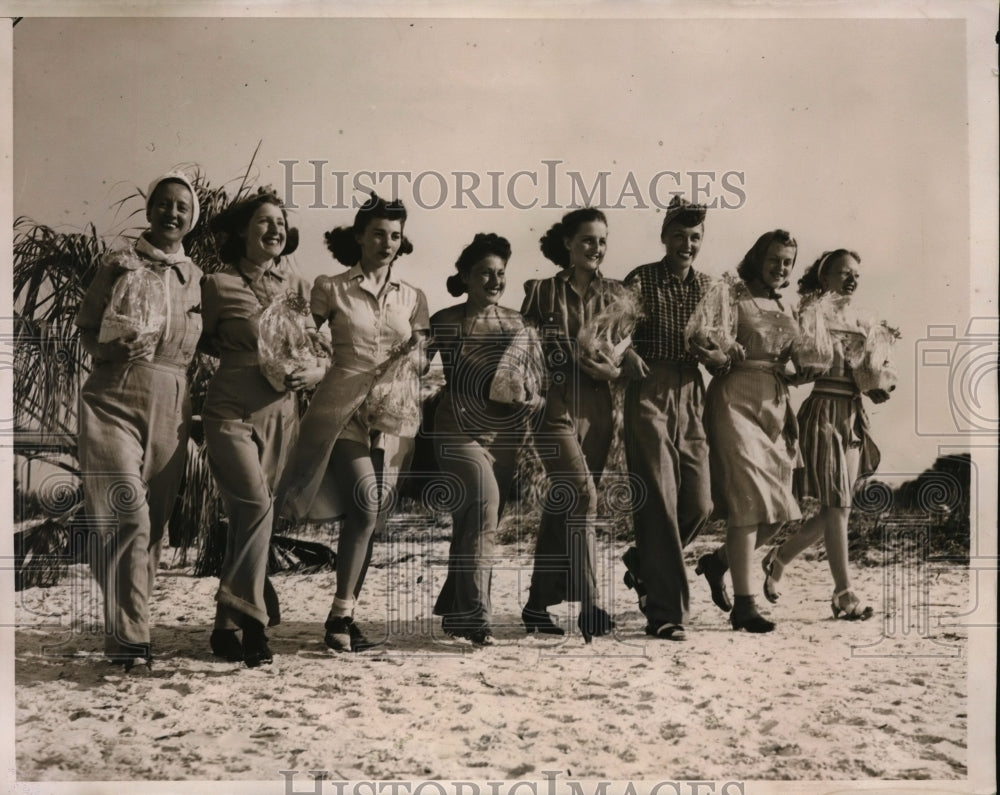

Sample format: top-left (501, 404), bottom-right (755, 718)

top-left (645, 622), bottom-right (687, 642)
top-left (761, 547), bottom-right (783, 604)
top-left (621, 547), bottom-right (648, 615)
top-left (731, 596), bottom-right (775, 633)
top-left (831, 589), bottom-right (874, 621)
top-left (577, 605), bottom-right (615, 643)
top-left (210, 629), bottom-right (244, 662)
top-left (346, 616), bottom-right (376, 651)
top-left (242, 621), bottom-right (274, 667)
top-left (465, 626), bottom-right (496, 646)
top-left (108, 642), bottom-right (153, 672)
top-left (695, 552), bottom-right (733, 612)
top-left (324, 615), bottom-right (352, 652)
top-left (522, 605), bottom-right (565, 636)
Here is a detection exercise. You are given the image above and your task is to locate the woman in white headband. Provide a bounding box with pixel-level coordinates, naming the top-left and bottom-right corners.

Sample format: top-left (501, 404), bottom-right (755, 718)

top-left (75, 171), bottom-right (203, 671)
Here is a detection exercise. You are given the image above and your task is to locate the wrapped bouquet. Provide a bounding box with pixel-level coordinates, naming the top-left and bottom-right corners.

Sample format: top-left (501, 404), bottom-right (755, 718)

top-left (258, 291), bottom-right (327, 392)
top-left (364, 342), bottom-right (423, 437)
top-left (577, 287), bottom-right (644, 365)
top-left (853, 320), bottom-right (900, 393)
top-left (792, 292), bottom-right (836, 371)
top-left (684, 272), bottom-right (740, 352)
top-left (98, 259), bottom-right (167, 360)
top-left (489, 325), bottom-right (546, 404)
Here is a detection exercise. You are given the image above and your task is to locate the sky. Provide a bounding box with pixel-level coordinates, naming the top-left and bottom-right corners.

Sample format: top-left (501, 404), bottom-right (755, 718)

top-left (1, 4), bottom-right (997, 794)
top-left (8, 12), bottom-right (995, 484)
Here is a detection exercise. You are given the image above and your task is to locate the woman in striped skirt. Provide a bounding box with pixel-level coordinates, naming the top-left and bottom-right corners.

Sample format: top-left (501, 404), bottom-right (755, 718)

top-left (757, 249), bottom-right (889, 620)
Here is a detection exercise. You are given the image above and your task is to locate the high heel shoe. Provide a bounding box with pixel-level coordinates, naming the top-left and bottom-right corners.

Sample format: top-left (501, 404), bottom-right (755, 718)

top-left (577, 606), bottom-right (615, 643)
top-left (465, 625), bottom-right (496, 646)
top-left (242, 621), bottom-right (273, 668)
top-left (521, 605), bottom-right (565, 636)
top-left (210, 629), bottom-right (244, 662)
top-left (730, 595), bottom-right (775, 634)
top-left (831, 589), bottom-right (874, 621)
top-left (761, 547), bottom-right (783, 604)
top-left (324, 615), bottom-right (353, 652)
top-left (695, 552), bottom-right (733, 612)
top-left (621, 547), bottom-right (648, 615)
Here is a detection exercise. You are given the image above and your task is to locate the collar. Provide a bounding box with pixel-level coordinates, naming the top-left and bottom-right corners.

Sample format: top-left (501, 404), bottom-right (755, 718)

top-left (238, 256), bottom-right (286, 284)
top-left (657, 259), bottom-right (697, 285)
top-left (556, 267), bottom-right (605, 295)
top-left (136, 234), bottom-right (191, 282)
top-left (348, 263), bottom-right (401, 290)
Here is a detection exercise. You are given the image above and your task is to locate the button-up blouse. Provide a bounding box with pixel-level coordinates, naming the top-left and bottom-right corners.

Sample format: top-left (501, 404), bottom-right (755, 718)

top-left (311, 264), bottom-right (430, 374)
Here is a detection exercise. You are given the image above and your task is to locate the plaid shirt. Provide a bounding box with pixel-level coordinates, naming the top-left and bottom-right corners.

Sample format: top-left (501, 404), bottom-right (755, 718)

top-left (624, 259), bottom-right (712, 365)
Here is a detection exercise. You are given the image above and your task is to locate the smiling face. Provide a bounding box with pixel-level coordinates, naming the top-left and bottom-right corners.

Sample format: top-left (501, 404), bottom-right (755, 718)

top-left (241, 202), bottom-right (287, 265)
top-left (357, 217), bottom-right (403, 271)
top-left (820, 253), bottom-right (861, 297)
top-left (565, 220), bottom-right (608, 273)
top-left (146, 181), bottom-right (194, 253)
top-left (463, 254), bottom-right (507, 308)
top-left (661, 222), bottom-right (703, 273)
top-left (758, 242), bottom-right (797, 291)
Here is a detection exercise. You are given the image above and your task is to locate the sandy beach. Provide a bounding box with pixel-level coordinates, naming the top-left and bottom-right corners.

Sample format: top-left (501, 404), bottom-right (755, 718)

top-left (14, 526), bottom-right (969, 786)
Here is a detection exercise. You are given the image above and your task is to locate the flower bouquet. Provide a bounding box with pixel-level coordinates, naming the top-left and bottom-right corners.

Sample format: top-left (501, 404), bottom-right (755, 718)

top-left (684, 272), bottom-right (740, 353)
top-left (489, 325), bottom-right (545, 404)
top-left (258, 291), bottom-right (326, 392)
top-left (853, 320), bottom-right (900, 393)
top-left (98, 259), bottom-right (167, 361)
top-left (364, 343), bottom-right (423, 437)
top-left (792, 291), bottom-right (836, 371)
top-left (577, 287), bottom-right (644, 365)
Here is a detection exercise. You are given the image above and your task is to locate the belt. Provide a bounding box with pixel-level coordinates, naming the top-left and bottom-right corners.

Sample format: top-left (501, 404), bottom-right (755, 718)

top-left (219, 350), bottom-right (260, 368)
top-left (811, 376), bottom-right (859, 398)
top-left (733, 359), bottom-right (786, 374)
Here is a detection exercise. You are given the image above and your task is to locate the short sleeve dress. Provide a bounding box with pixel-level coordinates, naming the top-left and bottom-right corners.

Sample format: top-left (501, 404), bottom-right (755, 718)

top-left (703, 288), bottom-right (804, 525)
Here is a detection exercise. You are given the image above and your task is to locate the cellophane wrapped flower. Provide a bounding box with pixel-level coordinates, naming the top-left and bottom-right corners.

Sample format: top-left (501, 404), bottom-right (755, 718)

top-left (98, 257), bottom-right (167, 361)
top-left (364, 343), bottom-right (422, 437)
top-left (792, 291), bottom-right (836, 371)
top-left (684, 271), bottom-right (740, 352)
top-left (489, 325), bottom-right (546, 404)
top-left (258, 291), bottom-right (325, 392)
top-left (853, 320), bottom-right (900, 393)
top-left (577, 288), bottom-right (644, 365)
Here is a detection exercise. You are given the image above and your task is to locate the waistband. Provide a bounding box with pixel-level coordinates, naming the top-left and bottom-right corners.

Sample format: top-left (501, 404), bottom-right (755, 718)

top-left (733, 359), bottom-right (786, 374)
top-left (219, 350), bottom-right (260, 368)
top-left (97, 355), bottom-right (188, 373)
top-left (811, 376), bottom-right (860, 398)
top-left (645, 360), bottom-right (702, 372)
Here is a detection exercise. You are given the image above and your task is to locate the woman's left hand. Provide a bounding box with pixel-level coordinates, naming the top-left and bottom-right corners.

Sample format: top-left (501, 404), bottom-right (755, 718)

top-left (866, 388), bottom-right (892, 404)
top-left (285, 362), bottom-right (327, 391)
top-left (512, 391), bottom-right (545, 414)
top-left (578, 351), bottom-right (621, 381)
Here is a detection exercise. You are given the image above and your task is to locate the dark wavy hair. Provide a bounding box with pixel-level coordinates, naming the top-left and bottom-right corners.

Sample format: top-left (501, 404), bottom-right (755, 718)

top-left (446, 233), bottom-right (512, 297)
top-left (324, 192), bottom-right (414, 267)
top-left (737, 229), bottom-right (798, 288)
top-left (797, 248), bottom-right (861, 295)
top-left (212, 192), bottom-right (299, 266)
top-left (538, 207), bottom-right (608, 268)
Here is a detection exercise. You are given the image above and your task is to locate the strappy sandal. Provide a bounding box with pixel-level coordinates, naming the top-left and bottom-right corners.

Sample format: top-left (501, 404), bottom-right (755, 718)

top-left (761, 547), bottom-right (783, 604)
top-left (831, 589), bottom-right (874, 621)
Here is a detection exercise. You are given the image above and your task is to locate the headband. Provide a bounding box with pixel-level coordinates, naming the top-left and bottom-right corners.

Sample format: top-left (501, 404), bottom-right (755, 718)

top-left (146, 171), bottom-right (200, 231)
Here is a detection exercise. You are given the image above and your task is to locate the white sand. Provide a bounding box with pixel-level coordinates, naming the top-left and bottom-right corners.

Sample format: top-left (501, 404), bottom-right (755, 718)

top-left (14, 530), bottom-right (968, 785)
